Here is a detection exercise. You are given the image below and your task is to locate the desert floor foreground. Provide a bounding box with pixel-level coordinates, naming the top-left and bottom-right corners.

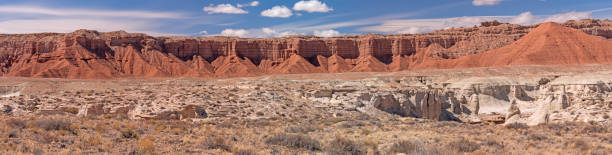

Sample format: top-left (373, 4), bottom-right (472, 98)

top-left (0, 65), bottom-right (611, 155)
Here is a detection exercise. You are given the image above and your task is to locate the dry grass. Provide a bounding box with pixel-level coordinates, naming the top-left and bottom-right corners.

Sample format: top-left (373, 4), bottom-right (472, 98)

top-left (0, 114), bottom-right (608, 154)
top-left (446, 138), bottom-right (480, 153)
top-left (265, 133), bottom-right (322, 151)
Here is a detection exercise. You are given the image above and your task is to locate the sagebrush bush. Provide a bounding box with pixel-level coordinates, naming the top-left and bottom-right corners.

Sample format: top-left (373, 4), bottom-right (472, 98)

top-left (325, 137), bottom-right (370, 155)
top-left (34, 118), bottom-right (74, 132)
top-left (389, 139), bottom-right (428, 154)
top-left (203, 136), bottom-right (232, 152)
top-left (447, 138), bottom-right (480, 153)
top-left (265, 133), bottom-right (321, 151)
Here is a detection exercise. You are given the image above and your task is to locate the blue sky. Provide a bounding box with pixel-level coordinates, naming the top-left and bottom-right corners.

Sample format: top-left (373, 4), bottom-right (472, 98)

top-left (0, 0), bottom-right (610, 37)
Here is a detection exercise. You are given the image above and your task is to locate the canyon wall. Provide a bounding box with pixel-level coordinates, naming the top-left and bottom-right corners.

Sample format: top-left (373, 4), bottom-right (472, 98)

top-left (0, 19), bottom-right (611, 78)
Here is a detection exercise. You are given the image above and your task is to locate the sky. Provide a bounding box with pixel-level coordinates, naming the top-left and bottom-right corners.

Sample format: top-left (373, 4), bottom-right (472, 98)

top-left (0, 0), bottom-right (610, 37)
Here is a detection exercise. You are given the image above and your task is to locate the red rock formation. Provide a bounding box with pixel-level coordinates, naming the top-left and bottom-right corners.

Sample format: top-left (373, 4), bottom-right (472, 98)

top-left (413, 22), bottom-right (612, 69)
top-left (212, 56), bottom-right (261, 77)
top-left (326, 54), bottom-right (352, 73)
top-left (349, 55), bottom-right (389, 72)
top-left (270, 54), bottom-right (322, 74)
top-left (0, 19), bottom-right (611, 78)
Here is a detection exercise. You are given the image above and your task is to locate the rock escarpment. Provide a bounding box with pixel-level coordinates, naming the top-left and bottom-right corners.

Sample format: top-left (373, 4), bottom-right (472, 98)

top-left (1, 19), bottom-right (611, 78)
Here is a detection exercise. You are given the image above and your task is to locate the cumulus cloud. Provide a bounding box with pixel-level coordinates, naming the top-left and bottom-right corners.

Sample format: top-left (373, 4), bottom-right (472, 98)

top-left (261, 28), bottom-right (296, 37)
top-left (203, 4), bottom-right (247, 14)
top-left (220, 29), bottom-right (249, 37)
top-left (359, 16), bottom-right (502, 34)
top-left (261, 6), bottom-right (293, 18)
top-left (198, 30), bottom-right (208, 35)
top-left (313, 29), bottom-right (340, 37)
top-left (0, 5), bottom-right (183, 19)
top-left (218, 28), bottom-right (296, 38)
top-left (0, 5), bottom-right (190, 35)
top-left (293, 0), bottom-right (333, 13)
top-left (544, 11), bottom-right (591, 23)
top-left (510, 12), bottom-right (535, 25)
top-left (0, 19), bottom-right (155, 34)
top-left (358, 10), bottom-right (595, 34)
top-left (472, 0), bottom-right (504, 6)
top-left (237, 1), bottom-right (260, 8)
top-left (250, 1), bottom-right (260, 7)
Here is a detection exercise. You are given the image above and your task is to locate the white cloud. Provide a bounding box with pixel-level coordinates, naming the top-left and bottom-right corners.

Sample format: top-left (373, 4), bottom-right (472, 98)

top-left (545, 11), bottom-right (591, 23)
top-left (237, 1), bottom-right (260, 8)
top-left (356, 9), bottom-right (598, 34)
top-left (221, 29), bottom-right (249, 37)
top-left (359, 16), bottom-right (505, 34)
top-left (250, 1), bottom-right (260, 7)
top-left (313, 29), bottom-right (340, 37)
top-left (215, 28), bottom-right (296, 38)
top-left (510, 12), bottom-right (535, 25)
top-left (0, 19), bottom-right (155, 34)
top-left (261, 6), bottom-right (293, 18)
top-left (261, 28), bottom-right (296, 37)
top-left (0, 5), bottom-right (183, 19)
top-left (472, 0), bottom-right (504, 6)
top-left (198, 30), bottom-right (208, 35)
top-left (203, 4), bottom-right (247, 14)
top-left (293, 0), bottom-right (333, 13)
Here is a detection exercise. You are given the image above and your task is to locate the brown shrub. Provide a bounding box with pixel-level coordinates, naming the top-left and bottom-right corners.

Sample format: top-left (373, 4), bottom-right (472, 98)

top-left (120, 128), bottom-right (139, 139)
top-left (136, 136), bottom-right (156, 154)
top-left (505, 123), bottom-right (528, 130)
top-left (234, 149), bottom-right (258, 155)
top-left (203, 136), bottom-right (232, 152)
top-left (447, 138), bottom-right (480, 153)
top-left (265, 133), bottom-right (321, 151)
top-left (6, 119), bottom-right (27, 129)
top-left (34, 118), bottom-right (75, 132)
top-left (389, 139), bottom-right (429, 154)
top-left (325, 137), bottom-right (376, 155)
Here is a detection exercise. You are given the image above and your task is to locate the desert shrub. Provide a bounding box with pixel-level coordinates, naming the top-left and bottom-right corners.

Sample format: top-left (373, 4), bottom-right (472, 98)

top-left (505, 123), bottom-right (528, 130)
top-left (325, 137), bottom-right (373, 155)
top-left (233, 149), bottom-right (258, 155)
top-left (34, 118), bottom-right (74, 132)
top-left (136, 136), bottom-right (156, 154)
top-left (388, 139), bottom-right (429, 154)
top-left (581, 124), bottom-right (608, 133)
top-left (338, 121), bottom-right (366, 128)
top-left (567, 139), bottom-right (590, 152)
top-left (203, 136), bottom-right (232, 152)
top-left (265, 133), bottom-right (321, 151)
top-left (285, 124), bottom-right (320, 134)
top-left (528, 133), bottom-right (548, 141)
top-left (446, 138), bottom-right (480, 153)
top-left (434, 121), bottom-right (460, 128)
top-left (538, 78), bottom-right (551, 85)
top-left (85, 136), bottom-right (103, 146)
top-left (590, 147), bottom-right (610, 155)
top-left (7, 130), bottom-right (19, 138)
top-left (120, 128), bottom-right (139, 139)
top-left (6, 119), bottom-right (26, 129)
top-left (484, 138), bottom-right (505, 150)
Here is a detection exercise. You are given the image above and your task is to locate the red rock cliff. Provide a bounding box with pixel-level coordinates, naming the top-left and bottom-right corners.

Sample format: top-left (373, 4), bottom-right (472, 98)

top-left (0, 19), bottom-right (610, 78)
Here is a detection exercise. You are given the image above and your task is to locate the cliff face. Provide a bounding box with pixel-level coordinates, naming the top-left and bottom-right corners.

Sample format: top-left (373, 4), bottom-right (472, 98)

top-left (0, 19), bottom-right (611, 78)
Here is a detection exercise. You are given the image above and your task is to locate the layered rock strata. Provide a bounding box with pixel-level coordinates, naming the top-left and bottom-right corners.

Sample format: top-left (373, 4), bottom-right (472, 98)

top-left (1, 19), bottom-right (611, 78)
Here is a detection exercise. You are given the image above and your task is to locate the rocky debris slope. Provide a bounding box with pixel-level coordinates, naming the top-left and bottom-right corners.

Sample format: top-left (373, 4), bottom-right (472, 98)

top-left (1, 19), bottom-right (611, 78)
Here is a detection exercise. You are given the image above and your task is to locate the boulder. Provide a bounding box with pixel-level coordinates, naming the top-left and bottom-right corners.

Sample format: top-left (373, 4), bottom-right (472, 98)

top-left (421, 91), bottom-right (442, 120)
top-left (463, 94), bottom-right (480, 115)
top-left (503, 100), bottom-right (521, 125)
top-left (313, 90), bottom-right (333, 98)
top-left (372, 94), bottom-right (406, 116)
